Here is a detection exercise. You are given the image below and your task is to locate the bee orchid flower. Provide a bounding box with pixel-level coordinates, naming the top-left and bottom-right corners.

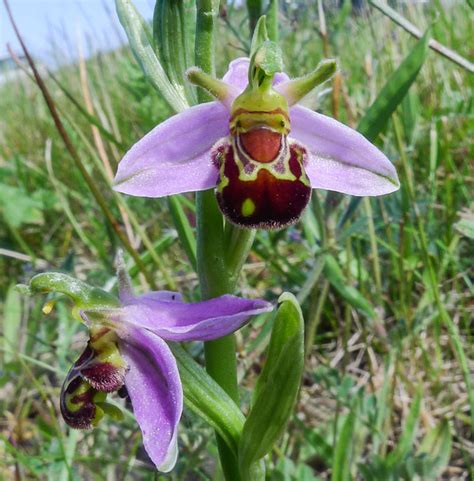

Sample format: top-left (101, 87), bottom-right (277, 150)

top-left (114, 49), bottom-right (399, 229)
top-left (23, 264), bottom-right (272, 472)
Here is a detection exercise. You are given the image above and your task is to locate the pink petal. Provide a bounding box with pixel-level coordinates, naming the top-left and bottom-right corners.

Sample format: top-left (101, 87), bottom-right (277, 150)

top-left (114, 102), bottom-right (229, 198)
top-left (118, 327), bottom-right (183, 472)
top-left (125, 294), bottom-right (273, 342)
top-left (87, 295), bottom-right (272, 342)
top-left (290, 106), bottom-right (399, 196)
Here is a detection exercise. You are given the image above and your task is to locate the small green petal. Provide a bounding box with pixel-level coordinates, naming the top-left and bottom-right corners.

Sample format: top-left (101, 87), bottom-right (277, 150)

top-left (277, 59), bottom-right (337, 106)
top-left (186, 67), bottom-right (235, 107)
top-left (26, 272), bottom-right (119, 310)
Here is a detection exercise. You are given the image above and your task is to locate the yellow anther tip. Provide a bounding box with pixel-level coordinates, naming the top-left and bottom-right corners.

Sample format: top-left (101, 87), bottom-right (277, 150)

top-left (42, 300), bottom-right (55, 315)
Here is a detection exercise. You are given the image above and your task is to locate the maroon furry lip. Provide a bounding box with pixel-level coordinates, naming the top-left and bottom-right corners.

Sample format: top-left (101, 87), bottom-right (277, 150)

top-left (215, 140), bottom-right (311, 229)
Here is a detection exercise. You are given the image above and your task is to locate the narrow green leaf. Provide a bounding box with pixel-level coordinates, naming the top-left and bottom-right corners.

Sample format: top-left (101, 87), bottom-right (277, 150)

top-left (169, 343), bottom-right (245, 454)
top-left (168, 195), bottom-right (197, 271)
top-left (239, 293), bottom-right (304, 478)
top-left (339, 31), bottom-right (431, 229)
top-left (323, 255), bottom-right (375, 318)
top-left (371, 353), bottom-right (394, 454)
top-left (331, 402), bottom-right (358, 481)
top-left (128, 233), bottom-right (176, 278)
top-left (115, 0), bottom-right (188, 113)
top-left (417, 419), bottom-right (452, 478)
top-left (252, 293), bottom-right (302, 403)
top-left (2, 284), bottom-right (22, 363)
top-left (331, 0), bottom-right (352, 34)
top-left (358, 29), bottom-right (431, 140)
top-left (370, 0), bottom-right (473, 72)
top-left (386, 390), bottom-right (422, 467)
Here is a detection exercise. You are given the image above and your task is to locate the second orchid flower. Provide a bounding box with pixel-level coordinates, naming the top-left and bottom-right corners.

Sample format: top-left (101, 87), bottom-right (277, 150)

top-left (23, 262), bottom-right (271, 472)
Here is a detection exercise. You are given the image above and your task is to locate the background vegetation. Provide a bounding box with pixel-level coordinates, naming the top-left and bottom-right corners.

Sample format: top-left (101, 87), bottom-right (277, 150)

top-left (1, 0), bottom-right (473, 479)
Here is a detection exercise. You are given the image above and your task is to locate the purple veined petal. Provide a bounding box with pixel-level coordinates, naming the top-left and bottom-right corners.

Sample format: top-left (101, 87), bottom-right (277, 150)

top-left (290, 105), bottom-right (400, 196)
top-left (114, 102), bottom-right (229, 198)
top-left (222, 57), bottom-right (290, 92)
top-left (118, 327), bottom-right (183, 472)
top-left (118, 295), bottom-right (273, 342)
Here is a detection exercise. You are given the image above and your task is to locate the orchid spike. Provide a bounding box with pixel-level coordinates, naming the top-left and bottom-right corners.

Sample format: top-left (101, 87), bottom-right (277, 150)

top-left (24, 263), bottom-right (272, 472)
top-left (114, 53), bottom-right (399, 229)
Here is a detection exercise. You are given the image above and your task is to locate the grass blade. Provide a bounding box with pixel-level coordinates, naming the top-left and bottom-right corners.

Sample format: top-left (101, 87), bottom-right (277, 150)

top-left (369, 0), bottom-right (474, 72)
top-left (418, 419), bottom-right (452, 478)
top-left (339, 30), bottom-right (430, 229)
top-left (331, 402), bottom-right (358, 481)
top-left (324, 255), bottom-right (375, 318)
top-left (386, 389), bottom-right (422, 467)
top-left (357, 29), bottom-right (430, 141)
top-left (48, 70), bottom-right (125, 149)
top-left (168, 195), bottom-right (197, 271)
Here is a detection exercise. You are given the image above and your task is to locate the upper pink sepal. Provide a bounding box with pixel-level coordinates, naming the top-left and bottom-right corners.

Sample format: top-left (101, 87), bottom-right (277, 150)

top-left (222, 57), bottom-right (290, 91)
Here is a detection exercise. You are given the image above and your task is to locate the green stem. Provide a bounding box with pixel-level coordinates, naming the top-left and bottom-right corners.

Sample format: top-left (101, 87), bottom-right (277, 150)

top-left (195, 0), bottom-right (218, 78)
top-left (195, 3), bottom-right (248, 480)
top-left (266, 0), bottom-right (279, 42)
top-left (196, 184), bottom-right (242, 481)
top-left (197, 197), bottom-right (242, 481)
top-left (246, 0), bottom-right (262, 38)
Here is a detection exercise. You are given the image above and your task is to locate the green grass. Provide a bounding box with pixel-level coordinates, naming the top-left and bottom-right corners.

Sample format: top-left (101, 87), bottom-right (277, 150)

top-left (1, 1), bottom-right (473, 480)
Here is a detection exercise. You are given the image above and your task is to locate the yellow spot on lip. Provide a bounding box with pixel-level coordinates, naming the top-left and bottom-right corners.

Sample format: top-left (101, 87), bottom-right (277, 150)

top-left (241, 198), bottom-right (256, 217)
